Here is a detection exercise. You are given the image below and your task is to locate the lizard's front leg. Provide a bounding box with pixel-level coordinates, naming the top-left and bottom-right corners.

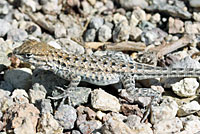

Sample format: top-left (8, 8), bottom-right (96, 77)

top-left (121, 74), bottom-right (162, 122)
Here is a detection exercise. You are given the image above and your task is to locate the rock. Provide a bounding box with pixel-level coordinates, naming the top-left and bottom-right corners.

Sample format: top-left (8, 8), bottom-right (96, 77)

top-left (146, 0), bottom-right (191, 19)
top-left (7, 28), bottom-right (28, 42)
top-left (171, 78), bottom-right (199, 97)
top-left (150, 13), bottom-right (161, 24)
top-left (113, 20), bottom-right (130, 42)
top-left (89, 16), bottom-right (104, 30)
top-left (151, 97), bottom-right (178, 124)
top-left (81, 1), bottom-right (93, 16)
top-left (180, 115), bottom-right (200, 133)
top-left (168, 17), bottom-right (184, 34)
top-left (84, 29), bottom-right (96, 42)
top-left (138, 21), bottom-right (155, 31)
top-left (22, 0), bottom-right (38, 12)
top-left (125, 115), bottom-right (153, 134)
top-left (37, 113), bottom-right (63, 134)
top-left (177, 101), bottom-right (200, 116)
top-left (101, 117), bottom-right (133, 134)
top-left (29, 83), bottom-right (47, 103)
top-left (54, 22), bottom-right (66, 38)
top-left (129, 27), bottom-right (142, 41)
top-left (0, 19), bottom-right (11, 37)
top-left (25, 22), bottom-right (42, 37)
top-left (78, 120), bottom-right (101, 134)
top-left (117, 0), bottom-right (148, 9)
top-left (54, 104), bottom-right (77, 129)
top-left (35, 99), bottom-right (53, 114)
top-left (11, 89), bottom-right (29, 104)
top-left (4, 68), bottom-right (32, 90)
top-left (66, 23), bottom-right (83, 39)
top-left (96, 111), bottom-right (106, 120)
top-left (58, 38), bottom-right (85, 54)
top-left (121, 104), bottom-right (142, 117)
top-left (153, 117), bottom-right (183, 134)
top-left (3, 103), bottom-right (40, 133)
top-left (42, 0), bottom-right (62, 15)
top-left (98, 25), bottom-right (112, 42)
top-left (185, 21), bottom-right (200, 34)
top-left (189, 0), bottom-right (200, 8)
top-left (193, 12), bottom-right (200, 22)
top-left (0, 89), bottom-right (13, 112)
top-left (91, 89), bottom-right (121, 112)
top-left (130, 7), bottom-right (146, 27)
top-left (141, 28), bottom-right (168, 45)
top-left (0, 0), bottom-right (11, 15)
top-left (72, 130), bottom-right (81, 134)
top-left (0, 51), bottom-right (11, 72)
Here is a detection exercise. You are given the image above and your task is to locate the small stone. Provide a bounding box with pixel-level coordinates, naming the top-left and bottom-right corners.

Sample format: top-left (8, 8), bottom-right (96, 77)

top-left (193, 12), bottom-right (200, 22)
top-left (91, 89), bottom-right (121, 112)
top-left (35, 99), bottom-right (53, 114)
top-left (84, 29), bottom-right (96, 42)
top-left (96, 111), bottom-right (106, 120)
top-left (113, 21), bottom-right (130, 42)
top-left (0, 19), bottom-right (11, 37)
top-left (171, 78), bottom-right (199, 97)
top-left (151, 97), bottom-right (178, 124)
top-left (47, 40), bottom-right (61, 49)
top-left (11, 89), bottom-right (29, 104)
top-left (4, 68), bottom-right (32, 90)
top-left (7, 28), bottom-right (28, 42)
top-left (118, 0), bottom-right (148, 9)
top-left (185, 21), bottom-right (200, 34)
top-left (89, 16), bottom-right (104, 30)
top-left (113, 13), bottom-right (128, 25)
top-left (78, 120), bottom-right (100, 134)
top-left (153, 117), bottom-right (183, 134)
top-left (29, 83), bottom-right (47, 103)
top-left (37, 113), bottom-right (63, 134)
top-left (42, 0), bottom-right (61, 15)
top-left (98, 25), bottom-right (112, 42)
top-left (22, 0), bottom-right (38, 12)
top-left (72, 130), bottom-right (81, 134)
top-left (54, 104), bottom-right (77, 129)
top-left (168, 17), bottom-right (184, 34)
top-left (54, 23), bottom-right (66, 38)
top-left (3, 103), bottom-right (40, 133)
top-left (0, 0), bottom-right (11, 15)
top-left (25, 23), bottom-right (42, 37)
top-left (121, 104), bottom-right (142, 117)
top-left (177, 101), bottom-right (200, 116)
top-left (189, 0), bottom-right (200, 8)
top-left (138, 21), bottom-right (155, 31)
top-left (87, 0), bottom-right (96, 5)
top-left (180, 115), bottom-right (200, 133)
top-left (150, 13), bottom-right (161, 24)
top-left (129, 27), bottom-right (142, 41)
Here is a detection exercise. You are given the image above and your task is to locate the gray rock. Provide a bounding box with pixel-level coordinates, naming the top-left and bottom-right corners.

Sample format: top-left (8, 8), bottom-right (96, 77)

top-left (7, 28), bottom-right (28, 42)
top-left (29, 83), bottom-right (47, 103)
top-left (89, 17), bottom-right (104, 30)
top-left (4, 68), bottom-right (32, 90)
top-left (141, 28), bottom-right (168, 45)
top-left (168, 17), bottom-right (184, 34)
top-left (37, 113), bottom-right (63, 134)
top-left (84, 29), bottom-right (96, 42)
top-left (66, 23), bottom-right (83, 39)
top-left (113, 21), bottom-right (130, 42)
top-left (146, 0), bottom-right (192, 19)
top-left (189, 0), bottom-right (200, 8)
top-left (54, 23), bottom-right (66, 38)
top-left (42, 0), bottom-right (61, 14)
top-left (98, 25), bottom-right (112, 42)
top-left (117, 0), bottom-right (148, 9)
top-left (0, 0), bottom-right (11, 15)
top-left (153, 117), bottom-right (183, 134)
top-left (0, 19), bottom-right (11, 37)
top-left (91, 89), bottom-right (121, 112)
top-left (0, 51), bottom-right (11, 72)
top-left (35, 99), bottom-right (53, 114)
top-left (54, 104), bottom-right (77, 129)
top-left (138, 21), bottom-right (155, 31)
top-left (78, 120), bottom-right (100, 134)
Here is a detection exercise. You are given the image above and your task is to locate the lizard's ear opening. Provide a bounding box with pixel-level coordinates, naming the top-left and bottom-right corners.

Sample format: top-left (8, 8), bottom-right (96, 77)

top-left (25, 53), bottom-right (33, 59)
top-left (7, 52), bottom-right (13, 58)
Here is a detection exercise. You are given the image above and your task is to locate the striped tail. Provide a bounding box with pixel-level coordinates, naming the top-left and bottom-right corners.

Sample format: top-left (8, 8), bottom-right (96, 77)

top-left (132, 63), bottom-right (200, 80)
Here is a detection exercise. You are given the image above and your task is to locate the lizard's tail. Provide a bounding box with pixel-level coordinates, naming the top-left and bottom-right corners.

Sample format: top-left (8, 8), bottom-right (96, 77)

top-left (132, 63), bottom-right (200, 80)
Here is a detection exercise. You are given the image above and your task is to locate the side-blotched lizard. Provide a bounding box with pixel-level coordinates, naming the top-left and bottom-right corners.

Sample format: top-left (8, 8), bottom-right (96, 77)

top-left (12, 40), bottom-right (200, 108)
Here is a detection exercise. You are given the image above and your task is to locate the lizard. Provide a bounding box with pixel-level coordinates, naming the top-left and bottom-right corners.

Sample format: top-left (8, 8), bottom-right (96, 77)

top-left (12, 40), bottom-right (200, 120)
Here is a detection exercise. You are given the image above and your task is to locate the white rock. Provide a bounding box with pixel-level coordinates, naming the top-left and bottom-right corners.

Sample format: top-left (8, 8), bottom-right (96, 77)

top-left (189, 0), bottom-right (200, 8)
top-left (168, 17), bottom-right (184, 34)
top-left (91, 89), bottom-right (121, 112)
top-left (153, 117), bottom-right (183, 134)
top-left (193, 12), bottom-right (200, 22)
top-left (177, 101), bottom-right (200, 116)
top-left (29, 83), bottom-right (47, 103)
top-left (129, 27), bottom-right (142, 41)
top-left (185, 21), bottom-right (200, 34)
top-left (0, 19), bottom-right (11, 37)
top-left (180, 115), bottom-right (200, 133)
top-left (151, 97), bottom-right (178, 124)
top-left (11, 89), bottom-right (29, 103)
top-left (96, 111), bottom-right (106, 120)
top-left (113, 13), bottom-right (128, 25)
top-left (4, 68), bottom-right (32, 90)
top-left (171, 78), bottom-right (199, 97)
top-left (150, 13), bottom-right (161, 24)
top-left (54, 23), bottom-right (66, 38)
top-left (130, 8), bottom-right (146, 27)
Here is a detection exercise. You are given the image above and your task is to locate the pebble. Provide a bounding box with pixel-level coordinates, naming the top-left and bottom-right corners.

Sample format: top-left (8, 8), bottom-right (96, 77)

top-left (171, 78), bottom-right (199, 97)
top-left (84, 28), bottom-right (96, 42)
top-left (0, 0), bottom-right (11, 15)
top-left (4, 68), bottom-right (32, 90)
top-left (89, 16), bottom-right (104, 30)
top-left (54, 23), bottom-right (66, 38)
top-left (0, 19), bottom-right (11, 37)
top-left (29, 83), bottom-right (47, 103)
top-left (180, 115), bottom-right (200, 133)
top-left (168, 17), bottom-right (184, 34)
top-left (78, 120), bottom-right (100, 134)
top-left (118, 0), bottom-right (148, 9)
top-left (98, 25), bottom-right (112, 42)
top-left (54, 104), bottom-right (77, 129)
top-left (11, 89), bottom-right (29, 104)
top-left (7, 28), bottom-right (28, 42)
top-left (189, 0), bottom-right (200, 8)
top-left (185, 21), bottom-right (200, 34)
top-left (129, 27), bottom-right (142, 41)
top-left (193, 12), bottom-right (200, 22)
top-left (177, 101), bottom-right (200, 116)
top-left (35, 99), bottom-right (53, 114)
top-left (91, 89), bottom-right (121, 112)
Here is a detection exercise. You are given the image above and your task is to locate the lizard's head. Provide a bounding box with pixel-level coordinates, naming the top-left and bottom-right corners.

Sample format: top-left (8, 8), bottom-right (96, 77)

top-left (12, 40), bottom-right (58, 68)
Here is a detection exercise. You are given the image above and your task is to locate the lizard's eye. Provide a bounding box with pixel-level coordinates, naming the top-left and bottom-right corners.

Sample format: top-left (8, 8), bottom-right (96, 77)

top-left (25, 53), bottom-right (33, 58)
